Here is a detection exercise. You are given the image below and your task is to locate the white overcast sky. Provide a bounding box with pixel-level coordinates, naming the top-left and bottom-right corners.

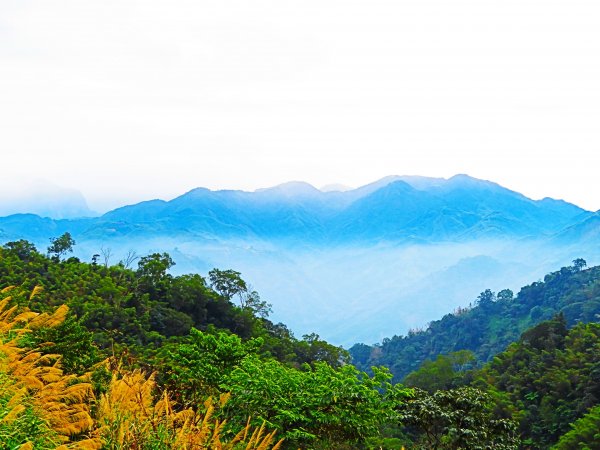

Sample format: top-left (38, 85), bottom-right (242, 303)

top-left (1, 0), bottom-right (600, 212)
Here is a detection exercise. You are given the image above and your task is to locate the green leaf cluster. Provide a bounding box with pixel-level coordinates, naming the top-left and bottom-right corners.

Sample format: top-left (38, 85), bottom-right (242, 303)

top-left (159, 327), bottom-right (410, 448)
top-left (398, 386), bottom-right (519, 449)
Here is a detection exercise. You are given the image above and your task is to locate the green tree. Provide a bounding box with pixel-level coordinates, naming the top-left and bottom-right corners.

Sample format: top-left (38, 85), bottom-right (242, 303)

top-left (403, 350), bottom-right (475, 392)
top-left (497, 288), bottom-right (514, 302)
top-left (223, 357), bottom-right (407, 449)
top-left (161, 328), bottom-right (263, 403)
top-left (166, 274), bottom-right (211, 326)
top-left (3, 239), bottom-right (38, 262)
top-left (553, 405), bottom-right (600, 449)
top-left (47, 232), bottom-right (75, 261)
top-left (399, 387), bottom-right (519, 449)
top-left (472, 320), bottom-right (600, 447)
top-left (572, 258), bottom-right (587, 272)
top-left (476, 289), bottom-right (496, 308)
top-left (242, 289), bottom-right (272, 318)
top-left (208, 268), bottom-right (247, 301)
top-left (136, 252), bottom-right (175, 299)
top-left (520, 312), bottom-right (568, 351)
top-left (296, 333), bottom-right (350, 367)
top-left (208, 268), bottom-right (272, 317)
top-left (21, 315), bottom-right (101, 374)
top-left (159, 327), bottom-right (405, 449)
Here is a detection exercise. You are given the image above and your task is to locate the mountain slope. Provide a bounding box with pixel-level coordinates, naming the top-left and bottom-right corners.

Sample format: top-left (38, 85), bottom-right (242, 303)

top-left (0, 175), bottom-right (590, 245)
top-left (350, 261), bottom-right (600, 381)
top-left (0, 175), bottom-right (596, 345)
top-left (472, 318), bottom-right (600, 448)
top-left (0, 180), bottom-right (95, 219)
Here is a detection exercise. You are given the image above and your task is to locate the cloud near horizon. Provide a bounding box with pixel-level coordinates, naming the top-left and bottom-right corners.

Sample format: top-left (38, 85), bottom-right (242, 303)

top-left (1, 0), bottom-right (600, 211)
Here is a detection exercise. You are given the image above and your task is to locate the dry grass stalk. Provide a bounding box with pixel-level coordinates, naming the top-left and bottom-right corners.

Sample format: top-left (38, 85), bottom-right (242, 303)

top-left (0, 289), bottom-right (98, 448)
top-left (1, 288), bottom-right (283, 449)
top-left (94, 366), bottom-right (284, 449)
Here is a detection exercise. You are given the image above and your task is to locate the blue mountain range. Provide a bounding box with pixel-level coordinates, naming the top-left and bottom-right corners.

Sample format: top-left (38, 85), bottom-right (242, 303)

top-left (0, 175), bottom-right (594, 244)
top-left (0, 175), bottom-right (598, 345)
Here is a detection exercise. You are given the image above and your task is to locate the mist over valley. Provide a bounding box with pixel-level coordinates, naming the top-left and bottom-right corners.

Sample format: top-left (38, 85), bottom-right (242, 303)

top-left (2, 174), bottom-right (598, 345)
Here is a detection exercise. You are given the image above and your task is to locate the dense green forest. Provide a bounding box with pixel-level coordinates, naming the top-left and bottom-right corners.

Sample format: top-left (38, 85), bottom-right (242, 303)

top-left (1, 236), bottom-right (347, 371)
top-left (400, 316), bottom-right (600, 448)
top-left (1, 234), bottom-right (599, 448)
top-left (350, 258), bottom-right (600, 381)
top-left (474, 316), bottom-right (600, 448)
top-left (0, 236), bottom-right (418, 449)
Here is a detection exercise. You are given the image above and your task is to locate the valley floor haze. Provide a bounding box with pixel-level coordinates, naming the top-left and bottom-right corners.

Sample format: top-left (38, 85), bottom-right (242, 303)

top-left (1, 174), bottom-right (598, 345)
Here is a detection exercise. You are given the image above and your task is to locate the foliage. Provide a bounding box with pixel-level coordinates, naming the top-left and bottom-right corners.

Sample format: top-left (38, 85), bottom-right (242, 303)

top-left (403, 350), bottom-right (475, 392)
top-left (223, 357), bottom-right (408, 448)
top-left (161, 328), bottom-right (406, 448)
top-left (209, 268), bottom-right (273, 318)
top-left (3, 238), bottom-right (599, 449)
top-left (0, 292), bottom-right (97, 448)
top-left (160, 328), bottom-right (263, 402)
top-left (0, 239), bottom-right (345, 368)
top-left (93, 367), bottom-right (283, 450)
top-left (351, 260), bottom-right (600, 381)
top-left (0, 240), bottom-right (376, 448)
top-left (209, 269), bottom-right (248, 302)
top-left (398, 387), bottom-right (519, 449)
top-left (0, 369), bottom-right (61, 450)
top-left (136, 252), bottom-right (175, 300)
top-left (47, 232), bottom-right (76, 261)
top-left (0, 287), bottom-right (284, 449)
top-left (472, 317), bottom-right (600, 448)
top-left (553, 404), bottom-right (600, 449)
top-left (20, 314), bottom-right (101, 374)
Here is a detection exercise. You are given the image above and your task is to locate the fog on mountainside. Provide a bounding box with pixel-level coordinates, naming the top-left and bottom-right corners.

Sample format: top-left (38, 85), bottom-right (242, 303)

top-left (0, 179), bottom-right (95, 219)
top-left (57, 238), bottom-right (598, 346)
top-left (1, 175), bottom-right (599, 345)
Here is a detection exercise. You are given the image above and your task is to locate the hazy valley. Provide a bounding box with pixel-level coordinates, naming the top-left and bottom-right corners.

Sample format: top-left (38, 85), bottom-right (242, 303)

top-left (2, 174), bottom-right (599, 345)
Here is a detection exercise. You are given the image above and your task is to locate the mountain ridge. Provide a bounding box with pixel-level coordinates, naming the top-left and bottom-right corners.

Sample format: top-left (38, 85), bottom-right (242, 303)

top-left (0, 174), bottom-right (590, 244)
top-left (0, 174), bottom-right (598, 345)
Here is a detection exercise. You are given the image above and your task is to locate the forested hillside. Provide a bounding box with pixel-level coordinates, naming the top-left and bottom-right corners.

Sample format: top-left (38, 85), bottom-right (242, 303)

top-left (350, 259), bottom-right (600, 380)
top-left (2, 176), bottom-right (598, 347)
top-left (1, 236), bottom-right (452, 449)
top-left (2, 235), bottom-right (600, 448)
top-left (0, 236), bottom-right (347, 370)
top-left (473, 317), bottom-right (600, 448)
top-left (396, 316), bottom-right (600, 449)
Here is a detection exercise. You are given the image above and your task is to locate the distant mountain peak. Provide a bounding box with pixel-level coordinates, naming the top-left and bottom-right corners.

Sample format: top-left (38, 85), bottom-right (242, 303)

top-left (0, 179), bottom-right (95, 219)
top-left (355, 175), bottom-right (449, 195)
top-left (374, 175), bottom-right (403, 184)
top-left (179, 187), bottom-right (212, 197)
top-left (396, 175), bottom-right (447, 190)
top-left (447, 174), bottom-right (496, 186)
top-left (256, 181), bottom-right (321, 197)
top-left (539, 197), bottom-right (573, 206)
top-left (441, 174), bottom-right (527, 200)
top-left (378, 179), bottom-right (417, 193)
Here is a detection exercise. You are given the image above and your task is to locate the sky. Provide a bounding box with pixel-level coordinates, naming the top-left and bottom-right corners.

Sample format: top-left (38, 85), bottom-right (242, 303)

top-left (1, 0), bottom-right (600, 213)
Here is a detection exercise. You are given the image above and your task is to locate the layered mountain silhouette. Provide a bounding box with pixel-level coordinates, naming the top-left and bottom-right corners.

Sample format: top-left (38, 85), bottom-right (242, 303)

top-left (0, 180), bottom-right (94, 219)
top-left (1, 175), bottom-right (598, 345)
top-left (0, 175), bottom-right (593, 244)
